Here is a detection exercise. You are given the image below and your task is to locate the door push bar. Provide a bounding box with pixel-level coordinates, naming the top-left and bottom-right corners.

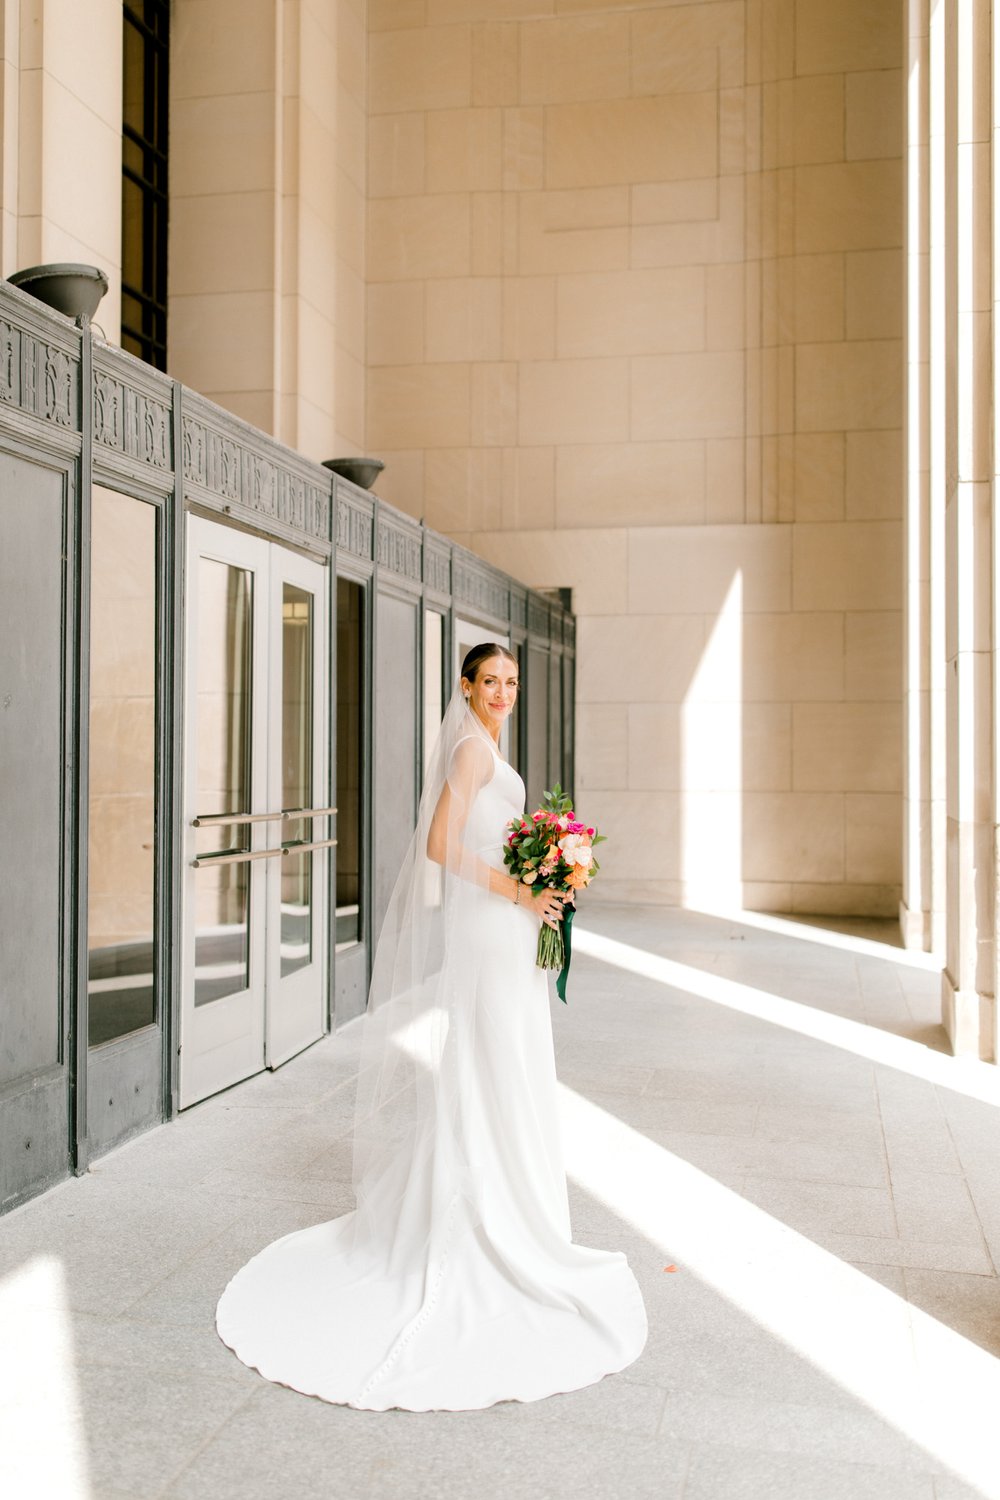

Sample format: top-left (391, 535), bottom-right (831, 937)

top-left (281, 837), bottom-right (338, 856)
top-left (192, 806), bottom-right (338, 828)
top-left (191, 838), bottom-right (338, 868)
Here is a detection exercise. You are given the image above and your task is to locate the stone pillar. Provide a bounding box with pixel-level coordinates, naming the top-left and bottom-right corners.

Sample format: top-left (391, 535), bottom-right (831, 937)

top-left (170, 0), bottom-right (364, 457)
top-left (0, 0), bottom-right (123, 336)
top-left (940, 0), bottom-right (995, 1056)
top-left (902, 0), bottom-right (937, 950)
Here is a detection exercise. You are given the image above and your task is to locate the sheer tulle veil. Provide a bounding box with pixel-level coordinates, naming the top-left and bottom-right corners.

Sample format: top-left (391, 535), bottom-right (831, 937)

top-left (348, 680), bottom-right (506, 1270)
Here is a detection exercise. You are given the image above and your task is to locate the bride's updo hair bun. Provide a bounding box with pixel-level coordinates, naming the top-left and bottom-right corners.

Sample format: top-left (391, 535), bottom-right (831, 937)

top-left (461, 642), bottom-right (518, 683)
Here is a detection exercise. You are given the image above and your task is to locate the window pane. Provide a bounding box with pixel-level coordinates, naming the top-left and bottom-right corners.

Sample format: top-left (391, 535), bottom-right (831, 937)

top-left (336, 578), bottom-right (364, 948)
top-left (507, 642), bottom-right (523, 773)
top-left (121, 1), bottom-right (169, 368)
top-left (423, 610), bottom-right (443, 777)
top-left (194, 561), bottom-right (252, 1007)
top-left (280, 583), bottom-right (313, 977)
top-left (88, 489), bottom-right (157, 1047)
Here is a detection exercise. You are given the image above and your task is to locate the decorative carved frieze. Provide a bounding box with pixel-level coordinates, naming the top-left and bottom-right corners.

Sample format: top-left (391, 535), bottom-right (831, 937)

top-left (454, 557), bottom-right (509, 623)
top-left (377, 516), bottom-right (422, 581)
top-left (528, 596), bottom-right (550, 638)
top-left (0, 317), bottom-right (78, 428)
top-left (93, 370), bottom-right (170, 468)
top-left (510, 589), bottom-right (527, 629)
top-left (0, 320), bottom-right (17, 404)
top-left (182, 409), bottom-right (329, 544)
top-left (337, 494), bottom-right (374, 559)
top-left (424, 543), bottom-right (451, 596)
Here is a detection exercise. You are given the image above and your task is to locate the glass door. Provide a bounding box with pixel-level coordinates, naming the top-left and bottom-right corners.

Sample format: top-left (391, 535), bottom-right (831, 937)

top-left (180, 518), bottom-right (329, 1108)
top-left (265, 551), bottom-right (331, 1068)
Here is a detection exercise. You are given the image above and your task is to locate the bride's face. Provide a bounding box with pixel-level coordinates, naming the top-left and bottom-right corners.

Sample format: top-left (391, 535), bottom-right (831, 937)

top-left (463, 655), bottom-right (519, 731)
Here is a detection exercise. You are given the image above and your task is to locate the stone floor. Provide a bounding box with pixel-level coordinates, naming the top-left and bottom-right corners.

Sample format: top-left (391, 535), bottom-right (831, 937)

top-left (3, 905), bottom-right (1000, 1500)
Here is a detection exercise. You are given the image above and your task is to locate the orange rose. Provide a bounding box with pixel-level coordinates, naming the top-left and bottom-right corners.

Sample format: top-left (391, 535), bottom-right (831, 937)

top-left (565, 867), bottom-right (589, 890)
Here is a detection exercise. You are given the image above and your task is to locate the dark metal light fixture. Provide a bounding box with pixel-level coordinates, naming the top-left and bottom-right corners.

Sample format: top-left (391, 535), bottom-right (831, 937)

top-left (322, 457), bottom-right (385, 491)
top-left (8, 263), bottom-right (109, 322)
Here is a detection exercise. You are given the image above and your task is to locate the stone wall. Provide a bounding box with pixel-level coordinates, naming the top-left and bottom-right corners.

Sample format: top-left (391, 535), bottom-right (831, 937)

top-left (169, 0), bottom-right (366, 455)
top-left (0, 0), bottom-right (123, 333)
top-left (365, 0), bottom-right (905, 914)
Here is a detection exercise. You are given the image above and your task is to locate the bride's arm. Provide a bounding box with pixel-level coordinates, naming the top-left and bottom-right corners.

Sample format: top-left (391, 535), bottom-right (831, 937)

top-left (426, 740), bottom-right (566, 927)
top-left (426, 739), bottom-right (520, 903)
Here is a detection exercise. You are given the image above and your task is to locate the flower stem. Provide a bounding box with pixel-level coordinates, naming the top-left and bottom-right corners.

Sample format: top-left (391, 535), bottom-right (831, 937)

top-left (536, 922), bottom-right (565, 971)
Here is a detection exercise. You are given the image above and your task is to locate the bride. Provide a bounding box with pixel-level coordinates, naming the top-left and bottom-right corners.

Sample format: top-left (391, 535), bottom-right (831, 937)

top-left (216, 643), bottom-right (647, 1410)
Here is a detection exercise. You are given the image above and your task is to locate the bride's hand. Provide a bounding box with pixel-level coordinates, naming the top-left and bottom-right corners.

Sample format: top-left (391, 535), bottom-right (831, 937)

top-left (535, 888), bottom-right (568, 929)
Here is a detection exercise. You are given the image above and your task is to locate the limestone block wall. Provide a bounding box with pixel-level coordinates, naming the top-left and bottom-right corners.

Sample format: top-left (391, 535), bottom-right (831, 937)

top-left (0, 0), bottom-right (123, 336)
top-left (366, 0), bottom-right (905, 914)
top-left (170, 0), bottom-right (366, 456)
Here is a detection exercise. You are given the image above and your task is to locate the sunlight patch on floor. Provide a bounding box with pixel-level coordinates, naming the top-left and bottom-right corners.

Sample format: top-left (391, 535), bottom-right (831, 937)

top-left (0, 1255), bottom-right (91, 1498)
top-left (561, 1084), bottom-right (1000, 1498)
top-left (690, 903), bottom-right (942, 972)
top-left (572, 925), bottom-right (1000, 1108)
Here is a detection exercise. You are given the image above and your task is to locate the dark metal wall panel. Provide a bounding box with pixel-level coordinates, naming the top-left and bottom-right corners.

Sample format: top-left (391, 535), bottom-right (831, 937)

top-left (526, 644), bottom-right (550, 811)
top-left (373, 590), bottom-right (419, 944)
top-left (0, 451), bottom-right (70, 1206)
top-left (86, 1030), bottom-right (162, 1155)
top-left (562, 652), bottom-right (576, 801)
top-left (1, 1071), bottom-right (68, 1208)
top-left (548, 650), bottom-right (564, 790)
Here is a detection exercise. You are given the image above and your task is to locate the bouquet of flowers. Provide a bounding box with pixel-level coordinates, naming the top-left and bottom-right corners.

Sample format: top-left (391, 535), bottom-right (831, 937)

top-left (502, 783), bottom-right (605, 1002)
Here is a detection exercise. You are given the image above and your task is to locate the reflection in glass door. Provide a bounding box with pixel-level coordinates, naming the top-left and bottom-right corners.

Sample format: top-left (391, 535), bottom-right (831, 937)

top-left (193, 559), bottom-right (254, 1008)
top-left (279, 584), bottom-right (313, 978)
top-left (181, 519), bottom-right (328, 1107)
top-left (265, 556), bottom-right (331, 1070)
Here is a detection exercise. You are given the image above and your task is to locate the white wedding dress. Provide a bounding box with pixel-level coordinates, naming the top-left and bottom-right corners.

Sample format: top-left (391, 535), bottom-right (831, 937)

top-left (216, 732), bottom-right (647, 1411)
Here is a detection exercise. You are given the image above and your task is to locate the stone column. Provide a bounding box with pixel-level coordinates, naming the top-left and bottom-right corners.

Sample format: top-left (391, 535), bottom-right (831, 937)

top-left (0, 0), bottom-right (123, 334)
top-left (902, 0), bottom-right (937, 950)
top-left (170, 0), bottom-right (361, 455)
top-left (940, 0), bottom-right (994, 1056)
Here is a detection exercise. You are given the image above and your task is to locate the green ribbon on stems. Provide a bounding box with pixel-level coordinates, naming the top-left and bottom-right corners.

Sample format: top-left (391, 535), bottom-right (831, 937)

top-left (556, 902), bottom-right (574, 1004)
top-left (534, 892), bottom-right (575, 1003)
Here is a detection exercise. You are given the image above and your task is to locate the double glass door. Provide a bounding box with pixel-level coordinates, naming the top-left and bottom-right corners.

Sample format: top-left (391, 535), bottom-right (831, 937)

top-left (180, 518), bottom-right (331, 1108)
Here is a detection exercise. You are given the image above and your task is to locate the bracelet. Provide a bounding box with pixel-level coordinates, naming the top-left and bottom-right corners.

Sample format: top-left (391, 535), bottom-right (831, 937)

top-left (514, 879), bottom-right (521, 906)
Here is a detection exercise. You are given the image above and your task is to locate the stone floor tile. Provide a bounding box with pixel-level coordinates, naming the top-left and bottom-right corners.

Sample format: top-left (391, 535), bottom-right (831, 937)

top-left (633, 1324), bottom-right (872, 1411)
top-left (75, 1365), bottom-right (255, 1499)
top-left (0, 1180), bottom-right (247, 1315)
top-left (933, 1476), bottom-right (1000, 1500)
top-left (162, 1382), bottom-right (687, 1500)
top-left (653, 1130), bottom-right (890, 1190)
top-left (902, 1268), bottom-right (1000, 1358)
top-left (70, 1307), bottom-right (262, 1387)
top-left (555, 1061), bottom-right (655, 1095)
top-left (738, 1177), bottom-right (897, 1239)
top-left (683, 1443), bottom-right (938, 1500)
top-left (192, 1164), bottom-right (355, 1211)
top-left (291, 1136), bottom-right (355, 1184)
top-left (123, 1199), bottom-right (325, 1326)
top-left (889, 1171), bottom-right (986, 1247)
top-left (753, 1101), bottom-right (884, 1146)
top-left (848, 1261), bottom-right (908, 1296)
top-left (812, 1232), bottom-right (993, 1275)
top-left (659, 1391), bottom-right (946, 1474)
